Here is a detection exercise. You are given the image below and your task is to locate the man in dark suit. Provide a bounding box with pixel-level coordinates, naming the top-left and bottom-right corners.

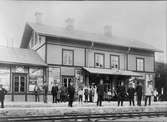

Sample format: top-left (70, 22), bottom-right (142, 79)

top-left (97, 79), bottom-right (104, 106)
top-left (127, 83), bottom-right (135, 106)
top-left (51, 83), bottom-right (58, 103)
top-left (68, 81), bottom-right (75, 107)
top-left (43, 82), bottom-right (48, 103)
top-left (117, 81), bottom-right (126, 106)
top-left (136, 81), bottom-right (143, 106)
top-left (0, 84), bottom-right (7, 108)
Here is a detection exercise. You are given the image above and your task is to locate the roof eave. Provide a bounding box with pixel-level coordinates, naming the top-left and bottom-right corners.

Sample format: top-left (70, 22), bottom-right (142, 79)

top-left (0, 61), bottom-right (48, 67)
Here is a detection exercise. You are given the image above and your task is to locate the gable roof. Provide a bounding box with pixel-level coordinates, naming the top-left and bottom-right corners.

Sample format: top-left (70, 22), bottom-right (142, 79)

top-left (0, 46), bottom-right (47, 66)
top-left (20, 22), bottom-right (162, 52)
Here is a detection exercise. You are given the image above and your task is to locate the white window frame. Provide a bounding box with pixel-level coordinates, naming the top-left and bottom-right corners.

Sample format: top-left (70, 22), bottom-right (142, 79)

top-left (110, 55), bottom-right (119, 69)
top-left (95, 53), bottom-right (104, 68)
top-left (62, 49), bottom-right (74, 66)
top-left (136, 58), bottom-right (144, 71)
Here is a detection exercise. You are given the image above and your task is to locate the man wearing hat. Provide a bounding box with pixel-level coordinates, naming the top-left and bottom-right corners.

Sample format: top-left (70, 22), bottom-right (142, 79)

top-left (136, 81), bottom-right (143, 106)
top-left (0, 84), bottom-right (7, 108)
top-left (67, 81), bottom-right (75, 107)
top-left (127, 82), bottom-right (135, 106)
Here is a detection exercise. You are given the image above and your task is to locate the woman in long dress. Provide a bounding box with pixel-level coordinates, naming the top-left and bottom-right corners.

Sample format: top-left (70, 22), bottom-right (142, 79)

top-left (93, 86), bottom-right (98, 103)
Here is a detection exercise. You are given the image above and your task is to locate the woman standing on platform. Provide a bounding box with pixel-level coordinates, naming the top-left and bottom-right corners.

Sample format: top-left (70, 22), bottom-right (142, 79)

top-left (93, 85), bottom-right (98, 103)
top-left (34, 82), bottom-right (40, 102)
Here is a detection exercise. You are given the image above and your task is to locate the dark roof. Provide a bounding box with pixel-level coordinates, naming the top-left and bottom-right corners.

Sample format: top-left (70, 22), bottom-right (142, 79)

top-left (20, 22), bottom-right (162, 52)
top-left (0, 46), bottom-right (47, 66)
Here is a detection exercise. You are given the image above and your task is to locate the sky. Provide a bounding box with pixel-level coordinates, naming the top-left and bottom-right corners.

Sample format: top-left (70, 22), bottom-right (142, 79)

top-left (0, 1), bottom-right (166, 62)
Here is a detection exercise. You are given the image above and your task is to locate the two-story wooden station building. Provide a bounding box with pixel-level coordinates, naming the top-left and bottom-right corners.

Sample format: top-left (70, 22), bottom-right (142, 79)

top-left (20, 18), bottom-right (161, 99)
top-left (1, 17), bottom-right (162, 101)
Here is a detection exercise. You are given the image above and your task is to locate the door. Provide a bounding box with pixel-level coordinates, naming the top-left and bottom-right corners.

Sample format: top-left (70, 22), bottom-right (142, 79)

top-left (12, 73), bottom-right (27, 101)
top-left (62, 76), bottom-right (73, 88)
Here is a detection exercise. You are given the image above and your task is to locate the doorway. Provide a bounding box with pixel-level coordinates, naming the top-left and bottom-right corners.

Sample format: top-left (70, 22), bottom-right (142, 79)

top-left (62, 76), bottom-right (73, 88)
top-left (12, 73), bottom-right (27, 101)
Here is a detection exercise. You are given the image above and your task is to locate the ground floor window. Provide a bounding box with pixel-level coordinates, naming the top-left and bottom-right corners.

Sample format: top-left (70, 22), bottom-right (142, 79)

top-left (48, 67), bottom-right (60, 91)
top-left (29, 67), bottom-right (43, 91)
top-left (0, 66), bottom-right (10, 91)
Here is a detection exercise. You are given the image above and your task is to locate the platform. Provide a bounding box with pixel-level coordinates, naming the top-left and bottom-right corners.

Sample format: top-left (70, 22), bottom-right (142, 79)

top-left (0, 101), bottom-right (167, 119)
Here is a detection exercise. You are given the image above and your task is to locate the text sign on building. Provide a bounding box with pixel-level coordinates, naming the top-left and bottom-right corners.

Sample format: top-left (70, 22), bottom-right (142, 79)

top-left (15, 66), bottom-right (24, 73)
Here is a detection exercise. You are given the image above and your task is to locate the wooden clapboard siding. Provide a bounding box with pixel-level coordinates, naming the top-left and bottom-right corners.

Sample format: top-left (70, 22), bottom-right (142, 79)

top-left (128, 54), bottom-right (154, 72)
top-left (47, 43), bottom-right (85, 67)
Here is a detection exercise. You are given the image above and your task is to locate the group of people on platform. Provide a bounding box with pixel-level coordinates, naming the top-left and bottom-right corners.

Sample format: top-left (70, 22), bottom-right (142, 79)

top-left (33, 81), bottom-right (75, 107)
top-left (33, 82), bottom-right (69, 103)
top-left (0, 78), bottom-right (161, 108)
top-left (76, 80), bottom-right (157, 107)
top-left (74, 79), bottom-right (160, 107)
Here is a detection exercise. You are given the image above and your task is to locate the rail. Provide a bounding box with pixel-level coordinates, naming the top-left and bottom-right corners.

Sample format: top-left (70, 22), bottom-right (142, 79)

top-left (1, 111), bottom-right (167, 122)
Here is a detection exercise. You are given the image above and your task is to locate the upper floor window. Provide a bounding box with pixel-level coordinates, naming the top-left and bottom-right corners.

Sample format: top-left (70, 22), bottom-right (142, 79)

top-left (63, 49), bottom-right (74, 65)
top-left (136, 58), bottom-right (144, 71)
top-left (95, 53), bottom-right (104, 68)
top-left (110, 55), bottom-right (119, 69)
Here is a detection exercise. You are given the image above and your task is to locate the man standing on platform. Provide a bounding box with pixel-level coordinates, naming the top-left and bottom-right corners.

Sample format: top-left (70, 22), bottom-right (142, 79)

top-left (117, 82), bottom-right (126, 106)
top-left (136, 81), bottom-right (143, 106)
top-left (0, 84), bottom-right (7, 108)
top-left (127, 83), bottom-right (135, 106)
top-left (68, 81), bottom-right (75, 107)
top-left (43, 82), bottom-right (48, 103)
top-left (97, 79), bottom-right (104, 106)
top-left (51, 83), bottom-right (58, 103)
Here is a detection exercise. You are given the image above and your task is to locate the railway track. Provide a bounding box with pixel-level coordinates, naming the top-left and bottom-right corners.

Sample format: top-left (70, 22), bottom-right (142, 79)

top-left (1, 111), bottom-right (167, 122)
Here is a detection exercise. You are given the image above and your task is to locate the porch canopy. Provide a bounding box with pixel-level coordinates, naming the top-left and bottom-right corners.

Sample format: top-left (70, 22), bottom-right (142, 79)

top-left (83, 67), bottom-right (142, 77)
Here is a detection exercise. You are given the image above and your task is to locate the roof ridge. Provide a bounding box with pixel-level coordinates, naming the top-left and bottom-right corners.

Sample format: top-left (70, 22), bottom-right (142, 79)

top-left (25, 22), bottom-right (162, 52)
top-left (28, 22), bottom-right (102, 37)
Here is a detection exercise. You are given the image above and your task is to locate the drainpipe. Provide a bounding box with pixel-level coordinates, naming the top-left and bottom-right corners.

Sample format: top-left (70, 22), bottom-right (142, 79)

top-left (126, 47), bottom-right (131, 70)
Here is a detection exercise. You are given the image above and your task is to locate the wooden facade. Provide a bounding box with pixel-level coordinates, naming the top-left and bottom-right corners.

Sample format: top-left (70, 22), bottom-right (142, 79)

top-left (18, 22), bottom-right (160, 101)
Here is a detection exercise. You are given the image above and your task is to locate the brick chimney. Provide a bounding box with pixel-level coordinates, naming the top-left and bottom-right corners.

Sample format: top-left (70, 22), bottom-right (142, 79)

top-left (35, 12), bottom-right (43, 24)
top-left (65, 18), bottom-right (74, 31)
top-left (104, 25), bottom-right (112, 37)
